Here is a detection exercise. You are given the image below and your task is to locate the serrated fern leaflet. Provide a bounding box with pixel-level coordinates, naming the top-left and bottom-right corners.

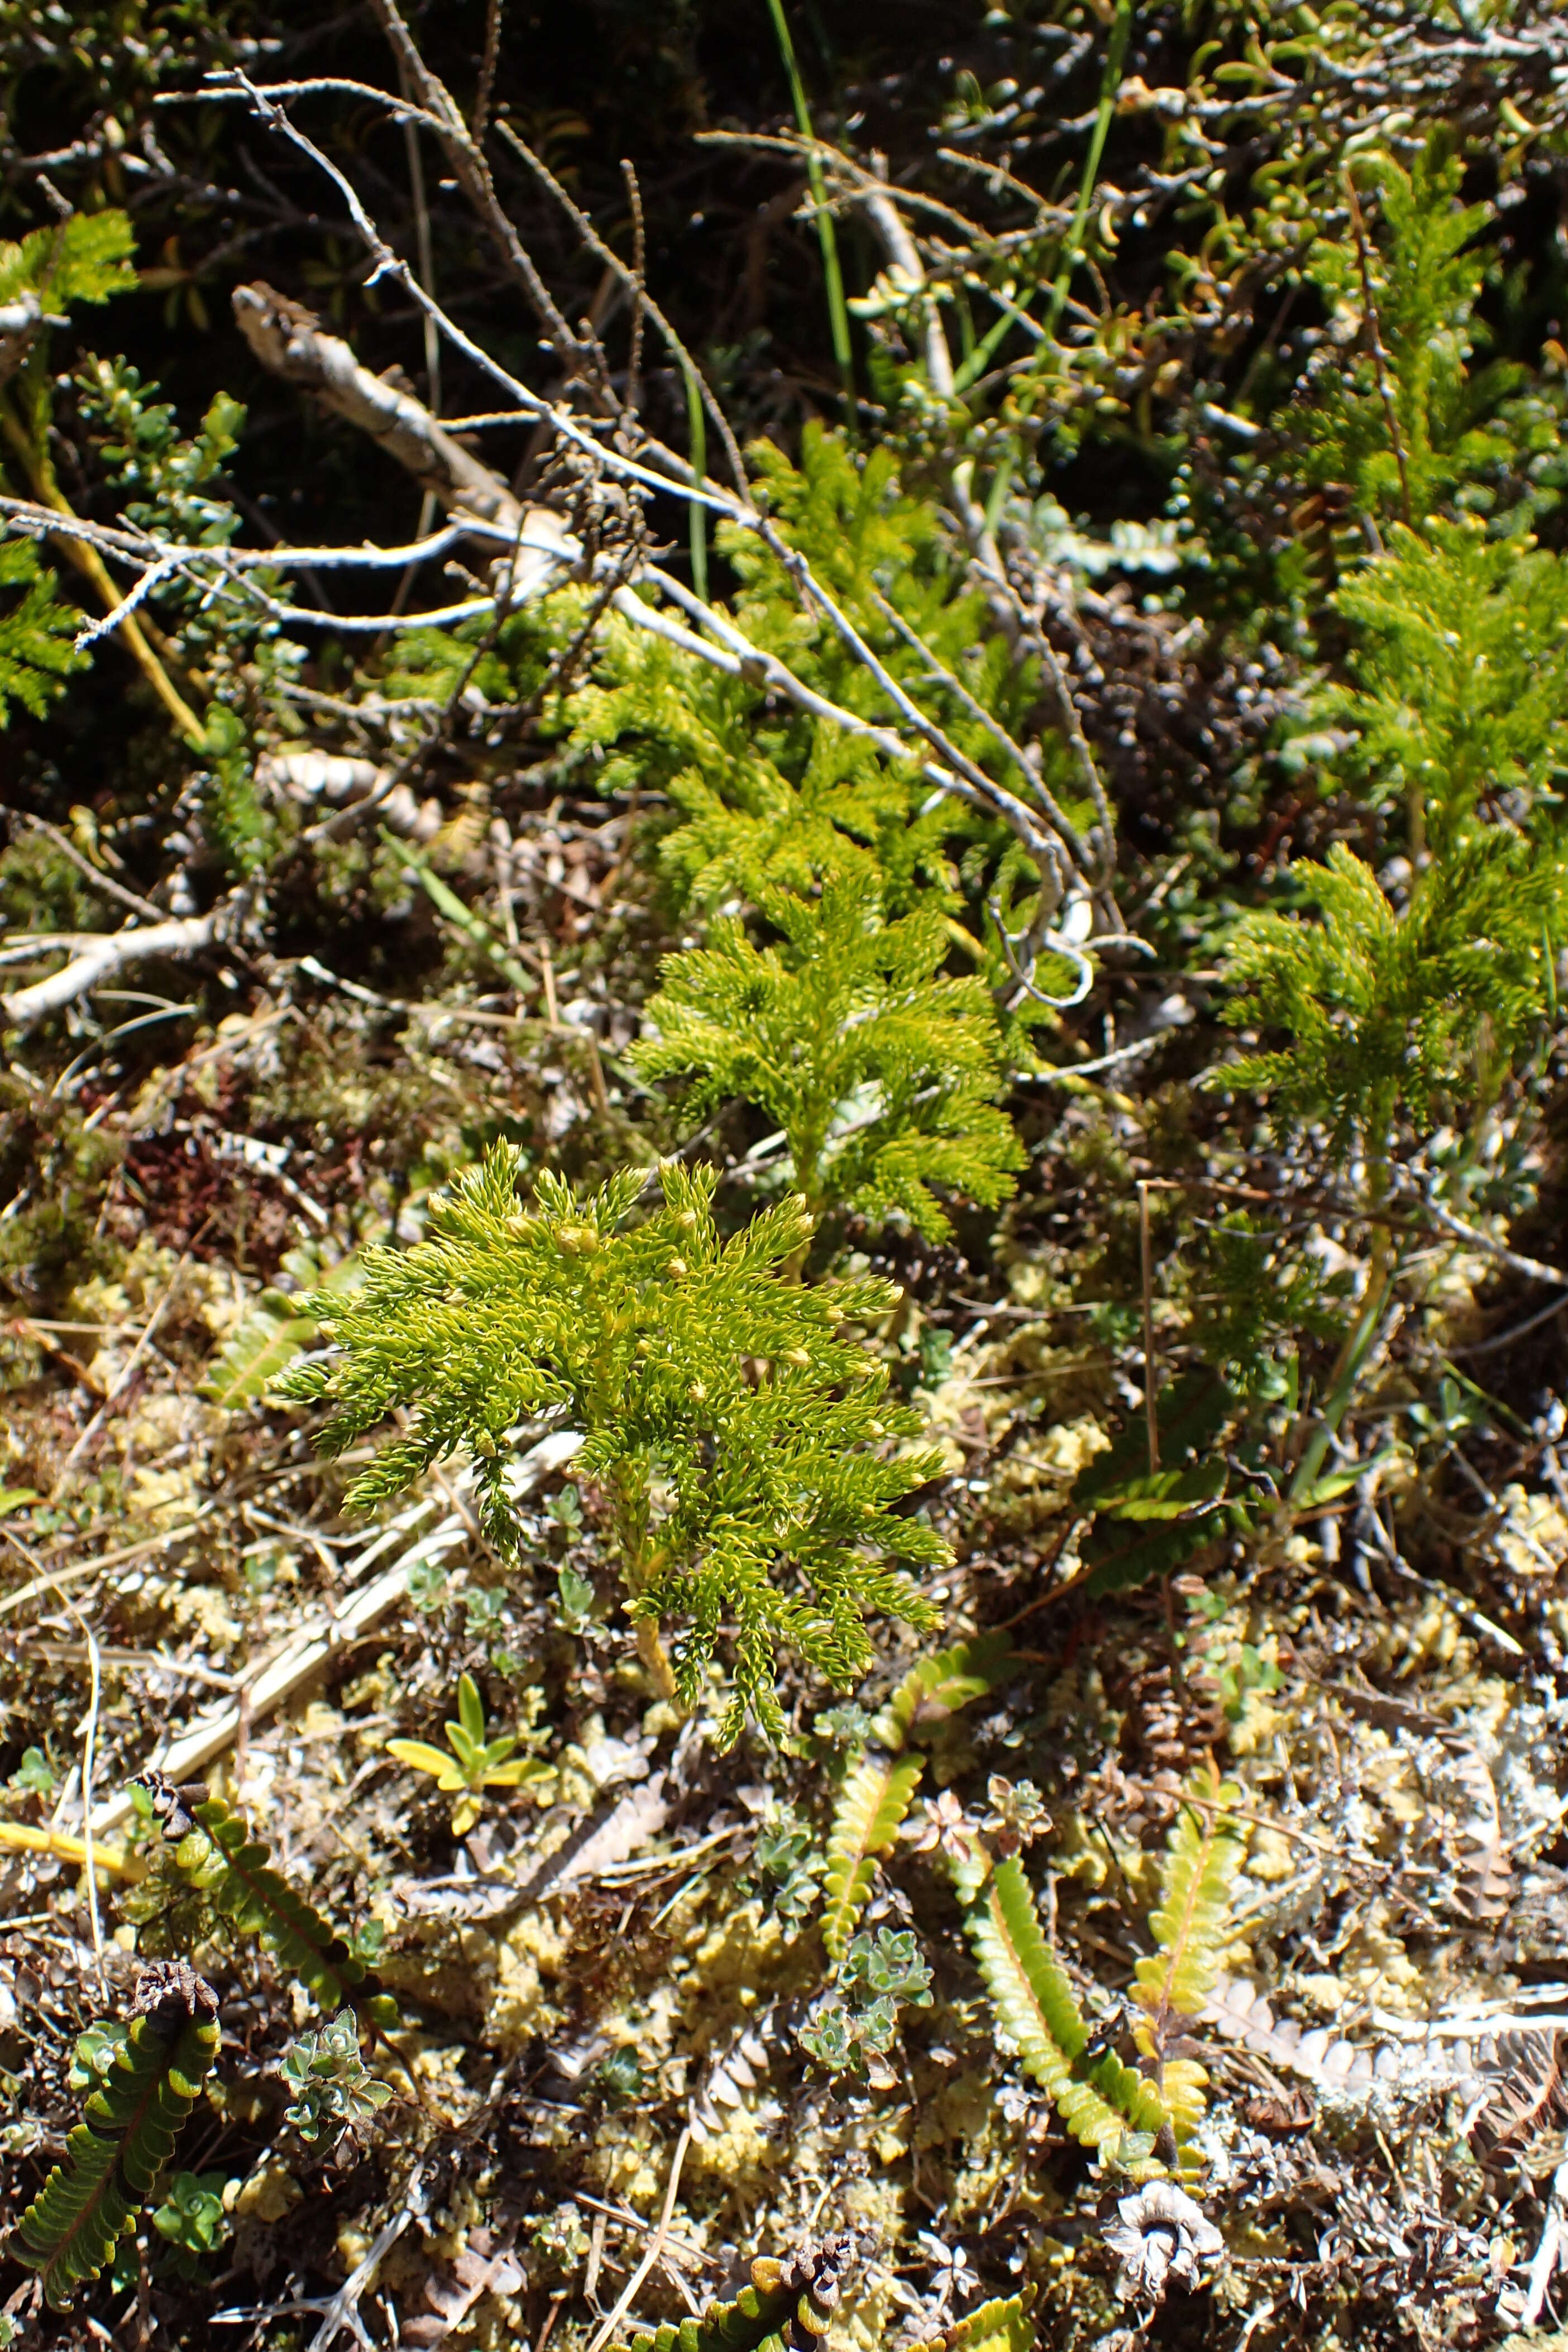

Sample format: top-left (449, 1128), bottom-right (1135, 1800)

top-left (1132, 1763), bottom-right (1245, 2141)
top-left (616, 2238), bottom-right (855, 2352)
top-left (921, 2291), bottom-right (1038, 2352)
top-left (964, 1853), bottom-right (1167, 2159)
top-left (8, 1977), bottom-right (219, 2309)
top-left (821, 1752), bottom-right (924, 1963)
top-left (821, 1633), bottom-right (1014, 1961)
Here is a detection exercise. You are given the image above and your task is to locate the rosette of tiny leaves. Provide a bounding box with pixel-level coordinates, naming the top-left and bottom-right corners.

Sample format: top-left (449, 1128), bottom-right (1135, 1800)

top-left (386, 1671), bottom-right (552, 1836)
top-left (150, 2172), bottom-right (231, 2281)
top-left (280, 1150), bottom-right (946, 1745)
top-left (842, 1925), bottom-right (934, 2008)
top-left (279, 2009), bottom-right (393, 2145)
top-left (753, 1804), bottom-right (824, 1925)
top-left (799, 1926), bottom-right (933, 2082)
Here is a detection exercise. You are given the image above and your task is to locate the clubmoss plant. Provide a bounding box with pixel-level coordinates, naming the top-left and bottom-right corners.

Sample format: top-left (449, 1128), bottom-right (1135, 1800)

top-left (282, 1150), bottom-right (949, 1744)
top-left (632, 873), bottom-right (1024, 1240)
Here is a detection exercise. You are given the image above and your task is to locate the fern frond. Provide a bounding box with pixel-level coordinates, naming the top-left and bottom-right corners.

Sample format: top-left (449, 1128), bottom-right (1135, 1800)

top-left (178, 1798), bottom-right (396, 2024)
top-left (820, 1632), bottom-right (1015, 1961)
top-left (965, 1854), bottom-right (1165, 2158)
top-left (618, 2236), bottom-right (855, 2352)
top-left (1131, 1764), bottom-right (1245, 2144)
top-left (820, 1752), bottom-right (925, 1963)
top-left (919, 2289), bottom-right (1038, 2352)
top-left (204, 1238), bottom-right (368, 1407)
top-left (9, 1967), bottom-right (219, 2309)
top-left (203, 1289), bottom-right (318, 1406)
top-left (1136, 1765), bottom-right (1246, 2026)
top-left (1068, 1371), bottom-right (1247, 1596)
top-left (864, 1629), bottom-right (1016, 1753)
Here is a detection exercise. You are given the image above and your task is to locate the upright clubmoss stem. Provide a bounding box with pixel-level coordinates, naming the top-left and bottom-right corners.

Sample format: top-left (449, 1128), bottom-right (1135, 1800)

top-left (610, 1457), bottom-right (682, 1705)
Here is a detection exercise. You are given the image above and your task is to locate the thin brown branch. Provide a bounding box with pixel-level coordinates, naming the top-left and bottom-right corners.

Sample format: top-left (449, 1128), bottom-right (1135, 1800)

top-left (365, 0), bottom-right (608, 403)
top-left (1343, 168), bottom-right (1413, 528)
top-left (493, 117), bottom-right (750, 496)
top-left (473, 0), bottom-right (503, 144)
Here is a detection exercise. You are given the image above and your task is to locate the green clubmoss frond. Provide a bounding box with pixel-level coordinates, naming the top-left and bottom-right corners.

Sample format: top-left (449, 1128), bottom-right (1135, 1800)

top-left (633, 873), bottom-right (1022, 1240)
top-left (281, 1149), bottom-right (948, 1745)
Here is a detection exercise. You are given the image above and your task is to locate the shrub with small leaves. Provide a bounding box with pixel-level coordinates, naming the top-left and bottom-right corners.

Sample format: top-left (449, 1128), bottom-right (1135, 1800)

top-left (279, 2009), bottom-right (393, 2146)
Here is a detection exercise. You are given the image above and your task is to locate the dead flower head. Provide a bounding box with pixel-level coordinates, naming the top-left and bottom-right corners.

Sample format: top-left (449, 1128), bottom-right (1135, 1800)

top-left (903, 1789), bottom-right (973, 1860)
top-left (1103, 2182), bottom-right (1225, 2303)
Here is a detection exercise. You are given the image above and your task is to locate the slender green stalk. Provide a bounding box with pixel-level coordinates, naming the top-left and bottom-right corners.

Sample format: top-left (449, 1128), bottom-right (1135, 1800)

top-left (765, 0), bottom-right (856, 434)
top-left (380, 831), bottom-right (538, 998)
top-left (953, 285), bottom-right (1041, 397)
top-left (1044, 0), bottom-right (1135, 342)
top-left (682, 359), bottom-right (710, 604)
top-left (1289, 1145), bottom-right (1398, 1505)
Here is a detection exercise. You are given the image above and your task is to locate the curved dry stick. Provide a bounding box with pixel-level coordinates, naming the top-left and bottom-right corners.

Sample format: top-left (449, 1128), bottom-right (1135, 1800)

top-left (2, 907), bottom-right (236, 1034)
top-left (231, 283), bottom-right (570, 590)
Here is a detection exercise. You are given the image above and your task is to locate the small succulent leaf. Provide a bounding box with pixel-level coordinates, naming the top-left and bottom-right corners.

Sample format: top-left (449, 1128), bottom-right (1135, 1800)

top-left (456, 1674), bottom-right (487, 1746)
top-left (385, 1739), bottom-right (465, 1790)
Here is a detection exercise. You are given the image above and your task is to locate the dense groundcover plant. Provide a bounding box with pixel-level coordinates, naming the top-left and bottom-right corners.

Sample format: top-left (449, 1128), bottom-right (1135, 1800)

top-left (7, 2), bottom-right (1568, 2346)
